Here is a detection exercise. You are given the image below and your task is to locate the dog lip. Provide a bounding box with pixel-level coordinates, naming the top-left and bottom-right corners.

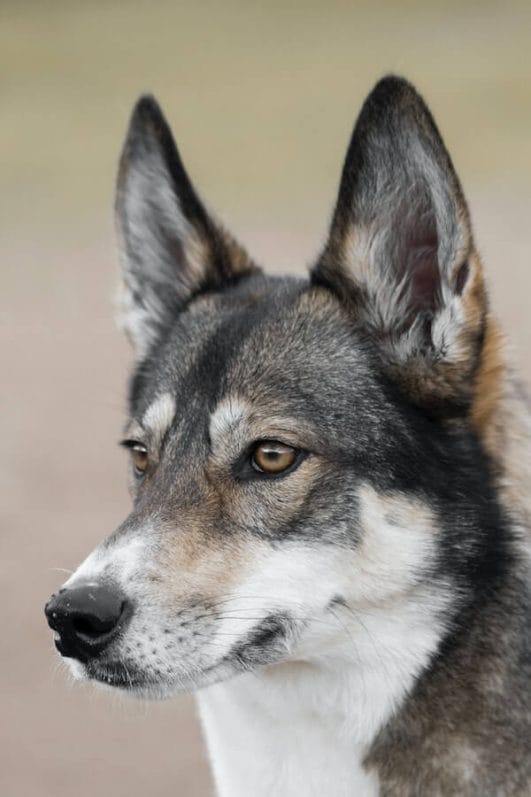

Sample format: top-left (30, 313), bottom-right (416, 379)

top-left (84, 613), bottom-right (294, 693)
top-left (88, 662), bottom-right (149, 689)
top-left (87, 655), bottom-right (235, 693)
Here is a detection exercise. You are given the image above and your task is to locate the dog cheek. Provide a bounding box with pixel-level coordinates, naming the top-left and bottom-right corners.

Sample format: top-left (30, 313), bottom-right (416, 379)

top-left (222, 544), bottom-right (345, 622)
top-left (350, 484), bottom-right (440, 603)
top-left (149, 526), bottom-right (254, 612)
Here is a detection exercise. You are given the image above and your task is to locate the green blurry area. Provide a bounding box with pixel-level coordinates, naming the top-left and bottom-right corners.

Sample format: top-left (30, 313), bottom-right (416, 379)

top-left (2, 0), bottom-right (531, 257)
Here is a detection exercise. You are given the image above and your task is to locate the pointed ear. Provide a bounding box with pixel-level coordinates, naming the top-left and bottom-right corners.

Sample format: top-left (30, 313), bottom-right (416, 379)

top-left (313, 76), bottom-right (488, 413)
top-left (115, 95), bottom-right (259, 358)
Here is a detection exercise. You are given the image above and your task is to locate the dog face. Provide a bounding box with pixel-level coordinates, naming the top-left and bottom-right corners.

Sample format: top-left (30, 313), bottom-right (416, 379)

top-left (46, 77), bottom-right (503, 698)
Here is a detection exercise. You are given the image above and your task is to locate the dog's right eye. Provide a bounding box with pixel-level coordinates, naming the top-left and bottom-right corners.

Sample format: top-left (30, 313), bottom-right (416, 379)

top-left (120, 440), bottom-right (149, 477)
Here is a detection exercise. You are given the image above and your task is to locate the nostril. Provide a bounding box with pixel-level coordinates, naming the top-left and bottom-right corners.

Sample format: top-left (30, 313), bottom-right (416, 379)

top-left (72, 617), bottom-right (100, 638)
top-left (71, 605), bottom-right (125, 639)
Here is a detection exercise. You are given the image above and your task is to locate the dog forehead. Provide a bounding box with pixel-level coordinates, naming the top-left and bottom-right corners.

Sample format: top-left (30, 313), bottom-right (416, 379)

top-left (131, 278), bottom-right (377, 436)
top-left (130, 277), bottom-right (297, 394)
top-left (223, 288), bottom-right (372, 390)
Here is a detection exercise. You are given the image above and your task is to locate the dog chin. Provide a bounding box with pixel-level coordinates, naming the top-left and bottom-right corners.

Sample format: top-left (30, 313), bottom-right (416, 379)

top-left (62, 657), bottom-right (88, 681)
top-left (63, 655), bottom-right (243, 699)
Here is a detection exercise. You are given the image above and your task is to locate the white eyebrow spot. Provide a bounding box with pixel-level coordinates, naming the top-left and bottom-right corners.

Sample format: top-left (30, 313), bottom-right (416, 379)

top-left (209, 397), bottom-right (248, 441)
top-left (143, 393), bottom-right (176, 442)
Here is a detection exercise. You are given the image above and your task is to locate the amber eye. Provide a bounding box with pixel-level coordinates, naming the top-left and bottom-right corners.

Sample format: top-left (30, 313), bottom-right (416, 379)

top-left (131, 444), bottom-right (148, 475)
top-left (251, 441), bottom-right (298, 475)
top-left (120, 440), bottom-right (148, 477)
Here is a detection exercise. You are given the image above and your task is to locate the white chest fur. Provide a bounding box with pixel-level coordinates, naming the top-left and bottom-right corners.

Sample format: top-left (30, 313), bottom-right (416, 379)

top-left (198, 665), bottom-right (379, 797)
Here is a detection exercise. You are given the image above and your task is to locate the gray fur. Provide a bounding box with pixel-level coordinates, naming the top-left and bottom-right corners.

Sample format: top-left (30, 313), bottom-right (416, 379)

top-left (49, 77), bottom-right (531, 795)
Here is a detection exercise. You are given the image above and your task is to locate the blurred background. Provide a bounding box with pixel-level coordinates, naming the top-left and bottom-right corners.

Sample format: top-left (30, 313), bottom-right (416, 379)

top-left (2, 2), bottom-right (530, 795)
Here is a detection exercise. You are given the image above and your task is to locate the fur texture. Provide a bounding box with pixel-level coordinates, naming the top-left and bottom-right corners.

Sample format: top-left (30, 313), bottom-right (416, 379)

top-left (47, 77), bottom-right (530, 796)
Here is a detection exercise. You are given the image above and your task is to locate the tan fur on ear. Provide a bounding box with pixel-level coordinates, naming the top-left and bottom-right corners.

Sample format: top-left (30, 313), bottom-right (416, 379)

top-left (471, 316), bottom-right (505, 453)
top-left (469, 322), bottom-right (531, 541)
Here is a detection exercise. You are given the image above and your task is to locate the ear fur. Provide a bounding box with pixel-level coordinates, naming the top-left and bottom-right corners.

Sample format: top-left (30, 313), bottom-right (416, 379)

top-left (115, 95), bottom-right (258, 358)
top-left (313, 76), bottom-right (489, 414)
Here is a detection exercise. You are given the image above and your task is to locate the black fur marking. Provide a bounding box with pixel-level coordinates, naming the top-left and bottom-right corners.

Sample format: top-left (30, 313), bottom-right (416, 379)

top-left (227, 614), bottom-right (290, 668)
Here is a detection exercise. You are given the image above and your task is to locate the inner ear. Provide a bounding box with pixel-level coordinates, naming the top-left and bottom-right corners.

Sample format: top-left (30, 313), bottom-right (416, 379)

top-left (394, 195), bottom-right (440, 323)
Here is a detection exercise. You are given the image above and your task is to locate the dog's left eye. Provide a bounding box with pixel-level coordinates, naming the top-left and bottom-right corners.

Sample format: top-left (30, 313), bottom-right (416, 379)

top-left (251, 441), bottom-right (298, 475)
top-left (120, 440), bottom-right (149, 477)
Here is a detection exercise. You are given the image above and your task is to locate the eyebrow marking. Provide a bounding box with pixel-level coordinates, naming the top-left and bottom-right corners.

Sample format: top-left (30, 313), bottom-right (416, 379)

top-left (142, 392), bottom-right (176, 444)
top-left (209, 397), bottom-right (248, 441)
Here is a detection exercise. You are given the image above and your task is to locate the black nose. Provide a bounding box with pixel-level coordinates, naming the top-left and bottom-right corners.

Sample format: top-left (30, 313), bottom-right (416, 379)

top-left (44, 583), bottom-right (132, 662)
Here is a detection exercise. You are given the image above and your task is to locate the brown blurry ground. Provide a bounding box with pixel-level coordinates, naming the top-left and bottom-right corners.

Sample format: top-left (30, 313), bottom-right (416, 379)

top-left (1, 2), bottom-right (530, 795)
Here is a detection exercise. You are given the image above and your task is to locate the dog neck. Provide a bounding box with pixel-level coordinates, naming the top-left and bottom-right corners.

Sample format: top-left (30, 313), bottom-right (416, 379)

top-left (197, 583), bottom-right (449, 797)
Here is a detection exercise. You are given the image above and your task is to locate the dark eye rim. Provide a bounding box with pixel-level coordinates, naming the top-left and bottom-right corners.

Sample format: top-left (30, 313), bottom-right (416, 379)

top-left (235, 439), bottom-right (307, 481)
top-left (119, 439), bottom-right (149, 478)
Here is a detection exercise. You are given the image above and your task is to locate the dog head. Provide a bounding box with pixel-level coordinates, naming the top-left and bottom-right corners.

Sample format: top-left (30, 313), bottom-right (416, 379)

top-left (45, 77), bottom-right (504, 697)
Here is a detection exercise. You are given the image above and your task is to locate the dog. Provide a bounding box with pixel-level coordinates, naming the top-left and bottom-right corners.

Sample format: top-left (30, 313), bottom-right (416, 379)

top-left (45, 76), bottom-right (531, 796)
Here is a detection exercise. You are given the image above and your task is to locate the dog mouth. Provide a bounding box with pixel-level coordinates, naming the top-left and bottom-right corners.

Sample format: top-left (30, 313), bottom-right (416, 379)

top-left (81, 613), bottom-right (293, 693)
top-left (83, 657), bottom-right (235, 695)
